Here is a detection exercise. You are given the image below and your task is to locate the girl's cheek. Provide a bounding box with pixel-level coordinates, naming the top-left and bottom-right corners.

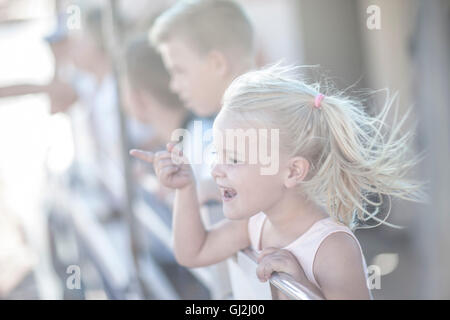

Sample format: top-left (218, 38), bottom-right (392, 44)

top-left (234, 167), bottom-right (256, 190)
top-left (222, 165), bottom-right (236, 177)
top-left (222, 165), bottom-right (245, 182)
top-left (225, 163), bottom-right (248, 173)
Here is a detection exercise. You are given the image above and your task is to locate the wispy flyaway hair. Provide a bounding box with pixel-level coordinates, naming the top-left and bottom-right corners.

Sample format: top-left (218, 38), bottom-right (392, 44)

top-left (222, 64), bottom-right (428, 230)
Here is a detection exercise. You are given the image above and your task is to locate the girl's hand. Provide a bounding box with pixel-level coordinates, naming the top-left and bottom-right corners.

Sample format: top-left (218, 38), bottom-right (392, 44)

top-left (130, 142), bottom-right (195, 190)
top-left (256, 247), bottom-right (308, 284)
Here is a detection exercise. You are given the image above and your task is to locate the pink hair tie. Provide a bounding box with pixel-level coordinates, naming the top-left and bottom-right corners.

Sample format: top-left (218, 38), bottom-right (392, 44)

top-left (314, 93), bottom-right (325, 109)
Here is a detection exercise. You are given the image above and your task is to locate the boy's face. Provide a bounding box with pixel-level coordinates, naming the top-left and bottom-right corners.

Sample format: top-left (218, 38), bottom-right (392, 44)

top-left (122, 79), bottom-right (153, 123)
top-left (123, 77), bottom-right (170, 126)
top-left (158, 37), bottom-right (224, 117)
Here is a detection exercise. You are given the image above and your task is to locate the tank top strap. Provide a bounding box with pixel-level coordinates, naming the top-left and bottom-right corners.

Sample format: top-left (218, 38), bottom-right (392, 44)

top-left (288, 218), bottom-right (367, 289)
top-left (247, 212), bottom-right (266, 251)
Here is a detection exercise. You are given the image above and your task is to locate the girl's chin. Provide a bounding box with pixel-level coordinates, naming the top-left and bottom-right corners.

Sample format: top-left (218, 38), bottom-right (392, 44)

top-left (223, 204), bottom-right (255, 220)
top-left (223, 210), bottom-right (240, 220)
top-left (223, 205), bottom-right (244, 220)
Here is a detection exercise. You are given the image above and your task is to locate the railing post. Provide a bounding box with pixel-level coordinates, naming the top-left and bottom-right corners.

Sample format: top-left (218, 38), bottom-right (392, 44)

top-left (102, 0), bottom-right (149, 299)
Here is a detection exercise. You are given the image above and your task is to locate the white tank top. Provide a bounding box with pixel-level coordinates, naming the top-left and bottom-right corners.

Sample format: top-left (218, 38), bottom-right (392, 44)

top-left (248, 212), bottom-right (372, 297)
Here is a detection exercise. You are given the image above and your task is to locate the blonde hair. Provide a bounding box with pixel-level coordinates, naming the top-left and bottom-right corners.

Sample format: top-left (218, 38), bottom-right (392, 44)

top-left (149, 0), bottom-right (254, 59)
top-left (222, 65), bottom-right (428, 230)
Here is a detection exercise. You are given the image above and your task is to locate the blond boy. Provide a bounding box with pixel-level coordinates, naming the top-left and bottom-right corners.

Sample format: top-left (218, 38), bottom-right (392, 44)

top-left (143, 0), bottom-right (256, 207)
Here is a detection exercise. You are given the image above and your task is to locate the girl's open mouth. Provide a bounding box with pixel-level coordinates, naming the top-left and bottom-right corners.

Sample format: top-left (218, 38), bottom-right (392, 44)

top-left (220, 187), bottom-right (237, 202)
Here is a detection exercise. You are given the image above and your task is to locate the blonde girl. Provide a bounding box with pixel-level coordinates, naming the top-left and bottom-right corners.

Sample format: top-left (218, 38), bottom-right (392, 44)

top-left (131, 65), bottom-right (426, 299)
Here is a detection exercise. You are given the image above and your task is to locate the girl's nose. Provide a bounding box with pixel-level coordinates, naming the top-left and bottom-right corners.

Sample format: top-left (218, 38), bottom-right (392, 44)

top-left (211, 162), bottom-right (226, 179)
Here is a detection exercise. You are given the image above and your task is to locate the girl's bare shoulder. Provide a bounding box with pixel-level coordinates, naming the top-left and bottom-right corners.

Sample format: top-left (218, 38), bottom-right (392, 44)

top-left (313, 232), bottom-right (370, 299)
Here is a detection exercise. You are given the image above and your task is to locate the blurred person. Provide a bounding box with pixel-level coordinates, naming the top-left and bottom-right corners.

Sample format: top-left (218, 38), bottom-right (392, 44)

top-left (121, 35), bottom-right (195, 268)
top-left (39, 7), bottom-right (157, 298)
top-left (0, 13), bottom-right (78, 114)
top-left (149, 0), bottom-right (255, 117)
top-left (136, 0), bottom-right (256, 211)
top-left (130, 65), bottom-right (427, 299)
top-left (123, 35), bottom-right (192, 205)
top-left (0, 10), bottom-right (77, 300)
top-left (0, 7), bottom-right (149, 215)
top-left (66, 7), bottom-right (153, 212)
top-left (123, 35), bottom-right (190, 148)
top-left (0, 5), bottom-right (151, 298)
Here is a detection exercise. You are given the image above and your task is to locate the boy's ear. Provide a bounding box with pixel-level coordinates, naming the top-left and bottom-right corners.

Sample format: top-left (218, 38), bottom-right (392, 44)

top-left (284, 157), bottom-right (310, 189)
top-left (207, 50), bottom-right (229, 77)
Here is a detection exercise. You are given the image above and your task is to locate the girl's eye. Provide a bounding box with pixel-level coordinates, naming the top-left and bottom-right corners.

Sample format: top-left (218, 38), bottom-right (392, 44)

top-left (227, 156), bottom-right (241, 165)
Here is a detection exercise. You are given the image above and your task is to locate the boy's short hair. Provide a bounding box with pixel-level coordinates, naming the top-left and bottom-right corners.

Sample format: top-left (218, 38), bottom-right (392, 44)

top-left (149, 0), bottom-right (254, 58)
top-left (125, 35), bottom-right (183, 109)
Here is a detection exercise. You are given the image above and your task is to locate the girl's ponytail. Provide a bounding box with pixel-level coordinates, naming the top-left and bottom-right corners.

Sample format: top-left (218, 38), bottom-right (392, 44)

top-left (222, 64), bottom-right (428, 230)
top-left (312, 90), bottom-right (428, 229)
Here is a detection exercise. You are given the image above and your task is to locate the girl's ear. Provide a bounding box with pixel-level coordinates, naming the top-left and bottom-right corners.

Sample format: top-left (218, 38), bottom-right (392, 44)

top-left (207, 49), bottom-right (228, 77)
top-left (284, 157), bottom-right (310, 189)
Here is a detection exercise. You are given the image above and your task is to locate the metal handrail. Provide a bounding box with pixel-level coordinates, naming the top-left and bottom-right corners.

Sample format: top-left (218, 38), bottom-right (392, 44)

top-left (242, 249), bottom-right (323, 300)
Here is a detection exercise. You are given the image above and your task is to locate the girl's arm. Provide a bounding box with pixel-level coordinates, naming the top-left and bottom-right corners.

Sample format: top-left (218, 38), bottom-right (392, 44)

top-left (172, 182), bottom-right (250, 267)
top-left (313, 232), bottom-right (371, 299)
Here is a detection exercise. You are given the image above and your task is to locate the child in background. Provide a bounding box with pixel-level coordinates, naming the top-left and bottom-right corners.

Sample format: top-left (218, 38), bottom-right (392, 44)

top-left (123, 35), bottom-right (190, 148)
top-left (147, 0), bottom-right (256, 207)
top-left (132, 65), bottom-right (426, 299)
top-left (123, 35), bottom-right (192, 205)
top-left (0, 13), bottom-right (77, 114)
